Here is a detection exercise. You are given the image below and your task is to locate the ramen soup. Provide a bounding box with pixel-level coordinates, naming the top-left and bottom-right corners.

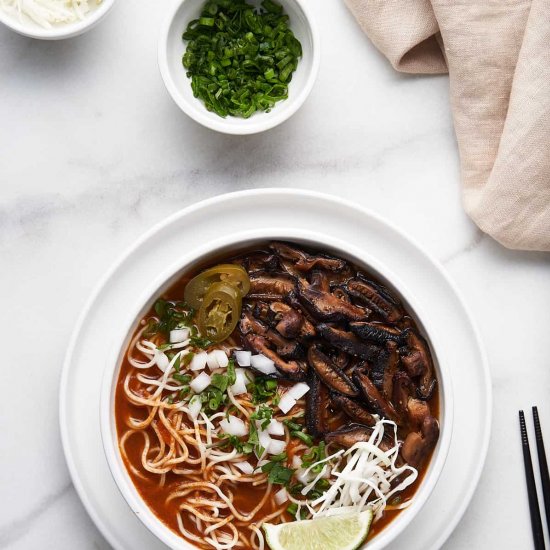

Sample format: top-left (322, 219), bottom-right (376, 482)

top-left (115, 242), bottom-right (440, 550)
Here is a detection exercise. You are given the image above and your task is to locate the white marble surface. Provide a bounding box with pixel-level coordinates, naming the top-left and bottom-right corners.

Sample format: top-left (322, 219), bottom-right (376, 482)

top-left (1, 1), bottom-right (549, 549)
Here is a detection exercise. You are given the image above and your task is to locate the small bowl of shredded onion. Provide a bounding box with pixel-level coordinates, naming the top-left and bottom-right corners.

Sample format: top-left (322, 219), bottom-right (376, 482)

top-left (159, 0), bottom-right (320, 134)
top-left (0, 0), bottom-right (116, 39)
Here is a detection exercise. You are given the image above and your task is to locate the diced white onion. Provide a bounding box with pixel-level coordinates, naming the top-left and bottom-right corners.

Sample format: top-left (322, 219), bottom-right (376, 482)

top-left (288, 382), bottom-right (310, 400)
top-left (235, 350), bottom-right (252, 366)
top-left (190, 372), bottom-right (211, 393)
top-left (230, 377), bottom-right (248, 396)
top-left (267, 419), bottom-right (285, 436)
top-left (235, 461), bottom-right (254, 475)
top-left (250, 354), bottom-right (277, 375)
top-left (170, 328), bottom-right (190, 343)
top-left (292, 455), bottom-right (302, 469)
top-left (219, 415), bottom-right (248, 437)
top-left (258, 430), bottom-right (272, 452)
top-left (188, 396), bottom-right (202, 420)
top-left (275, 487), bottom-right (289, 505)
top-left (277, 393), bottom-right (297, 414)
top-left (235, 368), bottom-right (248, 385)
top-left (190, 351), bottom-right (208, 371)
top-left (213, 349), bottom-right (229, 368)
top-left (206, 351), bottom-right (220, 370)
top-left (155, 352), bottom-right (170, 373)
top-left (268, 438), bottom-right (287, 455)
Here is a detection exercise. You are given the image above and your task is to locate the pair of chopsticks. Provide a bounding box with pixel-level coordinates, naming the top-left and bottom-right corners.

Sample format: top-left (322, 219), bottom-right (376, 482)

top-left (519, 407), bottom-right (550, 549)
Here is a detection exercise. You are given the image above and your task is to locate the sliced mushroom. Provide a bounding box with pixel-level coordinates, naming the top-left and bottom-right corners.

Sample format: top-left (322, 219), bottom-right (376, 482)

top-left (316, 324), bottom-right (378, 360)
top-left (307, 344), bottom-right (359, 397)
top-left (297, 279), bottom-right (369, 323)
top-left (248, 271), bottom-right (296, 300)
top-left (306, 372), bottom-right (326, 438)
top-left (331, 392), bottom-right (377, 426)
top-left (332, 287), bottom-right (351, 303)
top-left (325, 423), bottom-right (375, 448)
top-left (407, 398), bottom-right (431, 430)
top-left (310, 270), bottom-right (330, 292)
top-left (331, 349), bottom-right (351, 371)
top-left (353, 367), bottom-right (400, 423)
top-left (366, 347), bottom-right (389, 391)
top-left (240, 251), bottom-right (279, 273)
top-left (382, 342), bottom-right (399, 399)
top-left (240, 312), bottom-right (302, 359)
top-left (243, 334), bottom-right (306, 381)
top-left (270, 242), bottom-right (346, 272)
top-left (401, 330), bottom-right (436, 400)
top-left (392, 371), bottom-right (411, 420)
top-left (349, 321), bottom-right (404, 346)
top-left (274, 307), bottom-right (303, 339)
top-left (401, 415), bottom-right (439, 468)
top-left (240, 310), bottom-right (267, 336)
top-left (254, 301), bottom-right (315, 340)
top-left (346, 279), bottom-right (403, 322)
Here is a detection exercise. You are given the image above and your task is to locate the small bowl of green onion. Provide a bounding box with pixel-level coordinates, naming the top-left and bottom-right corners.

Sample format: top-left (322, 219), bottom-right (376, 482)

top-left (159, 0), bottom-right (320, 135)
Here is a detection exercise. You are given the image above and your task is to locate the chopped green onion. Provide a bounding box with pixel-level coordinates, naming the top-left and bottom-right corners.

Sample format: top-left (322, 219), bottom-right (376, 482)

top-left (199, 16), bottom-right (215, 26)
top-left (291, 431), bottom-right (313, 447)
top-left (283, 419), bottom-right (302, 432)
top-left (286, 503), bottom-right (298, 516)
top-left (181, 0), bottom-right (302, 118)
top-left (173, 373), bottom-right (192, 384)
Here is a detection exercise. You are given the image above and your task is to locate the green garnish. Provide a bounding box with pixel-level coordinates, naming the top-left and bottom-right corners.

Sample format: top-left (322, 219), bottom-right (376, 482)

top-left (199, 386), bottom-right (226, 412)
top-left (291, 430), bottom-right (313, 447)
top-left (182, 353), bottom-right (195, 367)
top-left (288, 482), bottom-right (304, 495)
top-left (179, 386), bottom-right (191, 400)
top-left (283, 419), bottom-right (302, 432)
top-left (261, 460), bottom-right (294, 486)
top-left (286, 503), bottom-right (298, 516)
top-left (218, 434), bottom-right (254, 454)
top-left (250, 404), bottom-right (273, 429)
top-left (251, 376), bottom-right (278, 404)
top-left (147, 300), bottom-right (194, 336)
top-left (210, 372), bottom-right (230, 393)
top-left (173, 373), bottom-right (192, 384)
top-left (301, 442), bottom-right (326, 470)
top-left (227, 359), bottom-right (237, 385)
top-left (209, 360), bottom-right (236, 394)
top-left (190, 335), bottom-right (213, 349)
top-left (181, 0), bottom-right (302, 118)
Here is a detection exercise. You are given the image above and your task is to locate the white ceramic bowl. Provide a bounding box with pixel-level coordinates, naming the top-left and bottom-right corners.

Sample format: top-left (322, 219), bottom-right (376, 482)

top-left (0, 0), bottom-right (116, 40)
top-left (158, 0), bottom-right (320, 134)
top-left (100, 227), bottom-right (453, 550)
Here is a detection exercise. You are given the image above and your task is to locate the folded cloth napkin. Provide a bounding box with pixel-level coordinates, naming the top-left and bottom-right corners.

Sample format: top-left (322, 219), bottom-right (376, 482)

top-left (346, 0), bottom-right (550, 251)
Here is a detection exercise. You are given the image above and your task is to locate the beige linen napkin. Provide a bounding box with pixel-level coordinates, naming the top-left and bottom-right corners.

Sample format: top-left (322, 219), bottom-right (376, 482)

top-left (346, 0), bottom-right (550, 251)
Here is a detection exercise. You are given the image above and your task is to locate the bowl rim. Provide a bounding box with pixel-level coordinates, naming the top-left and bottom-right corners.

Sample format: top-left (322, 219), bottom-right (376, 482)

top-left (100, 226), bottom-right (454, 550)
top-left (0, 0), bottom-right (117, 40)
top-left (157, 0), bottom-right (321, 135)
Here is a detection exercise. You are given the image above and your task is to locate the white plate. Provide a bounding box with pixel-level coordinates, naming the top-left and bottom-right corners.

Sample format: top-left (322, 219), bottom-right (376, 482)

top-left (59, 189), bottom-right (491, 550)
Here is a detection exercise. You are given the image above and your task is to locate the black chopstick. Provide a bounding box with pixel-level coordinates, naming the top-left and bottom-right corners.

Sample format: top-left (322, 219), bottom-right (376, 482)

top-left (533, 406), bottom-right (550, 535)
top-left (519, 410), bottom-right (546, 550)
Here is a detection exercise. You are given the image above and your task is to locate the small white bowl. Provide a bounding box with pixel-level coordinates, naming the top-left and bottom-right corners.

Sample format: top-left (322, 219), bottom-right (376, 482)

top-left (101, 228), bottom-right (453, 550)
top-left (0, 0), bottom-right (116, 40)
top-left (158, 0), bottom-right (320, 134)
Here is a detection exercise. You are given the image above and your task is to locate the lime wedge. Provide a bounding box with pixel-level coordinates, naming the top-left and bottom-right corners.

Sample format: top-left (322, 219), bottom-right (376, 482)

top-left (263, 510), bottom-right (374, 550)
